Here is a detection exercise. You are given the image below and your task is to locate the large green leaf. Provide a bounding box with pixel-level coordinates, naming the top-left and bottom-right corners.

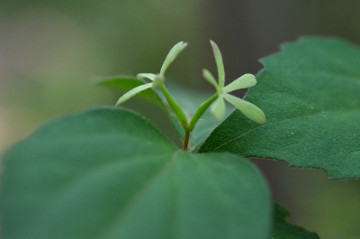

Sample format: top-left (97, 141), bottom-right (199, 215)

top-left (200, 37), bottom-right (360, 179)
top-left (272, 204), bottom-right (319, 239)
top-left (1, 107), bottom-right (271, 239)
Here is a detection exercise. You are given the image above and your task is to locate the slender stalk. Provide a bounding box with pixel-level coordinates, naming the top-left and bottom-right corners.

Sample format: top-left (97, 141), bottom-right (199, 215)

top-left (189, 93), bottom-right (218, 131)
top-left (183, 131), bottom-right (190, 151)
top-left (161, 85), bottom-right (219, 151)
top-left (160, 84), bottom-right (189, 131)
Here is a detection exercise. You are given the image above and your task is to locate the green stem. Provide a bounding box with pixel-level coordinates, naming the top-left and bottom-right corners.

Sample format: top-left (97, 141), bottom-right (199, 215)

top-left (160, 84), bottom-right (189, 131)
top-left (189, 93), bottom-right (218, 131)
top-left (183, 131), bottom-right (190, 151)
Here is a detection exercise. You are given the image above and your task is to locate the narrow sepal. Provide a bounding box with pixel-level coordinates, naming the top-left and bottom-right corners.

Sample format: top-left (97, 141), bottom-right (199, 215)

top-left (160, 41), bottom-right (188, 76)
top-left (224, 94), bottom-right (266, 124)
top-left (224, 74), bottom-right (257, 93)
top-left (211, 96), bottom-right (226, 121)
top-left (115, 83), bottom-right (153, 106)
top-left (203, 69), bottom-right (218, 90)
top-left (137, 73), bottom-right (157, 81)
top-left (210, 40), bottom-right (225, 88)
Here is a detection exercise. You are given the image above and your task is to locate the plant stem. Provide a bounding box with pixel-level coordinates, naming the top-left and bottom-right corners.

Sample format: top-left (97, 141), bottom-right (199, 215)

top-left (160, 84), bottom-right (189, 131)
top-left (161, 85), bottom-right (218, 151)
top-left (183, 131), bottom-right (190, 151)
top-left (189, 93), bottom-right (218, 131)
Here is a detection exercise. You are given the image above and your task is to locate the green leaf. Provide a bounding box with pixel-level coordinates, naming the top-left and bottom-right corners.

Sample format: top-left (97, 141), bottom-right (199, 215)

top-left (210, 40), bottom-right (225, 89)
top-left (223, 74), bottom-right (257, 93)
top-left (160, 41), bottom-right (188, 76)
top-left (200, 37), bottom-right (360, 179)
top-left (95, 75), bottom-right (166, 110)
top-left (116, 83), bottom-right (153, 106)
top-left (203, 69), bottom-right (218, 90)
top-left (211, 96), bottom-right (226, 121)
top-left (1, 108), bottom-right (271, 239)
top-left (272, 204), bottom-right (319, 239)
top-left (164, 84), bottom-right (233, 150)
top-left (224, 94), bottom-right (266, 124)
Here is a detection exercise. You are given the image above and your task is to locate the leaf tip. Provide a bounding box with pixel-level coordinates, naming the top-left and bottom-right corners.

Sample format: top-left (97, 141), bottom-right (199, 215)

top-left (160, 41), bottom-right (188, 76)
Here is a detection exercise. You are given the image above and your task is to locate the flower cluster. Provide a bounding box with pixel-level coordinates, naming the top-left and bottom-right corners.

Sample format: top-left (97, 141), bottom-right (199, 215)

top-left (203, 41), bottom-right (265, 123)
top-left (115, 40), bottom-right (265, 127)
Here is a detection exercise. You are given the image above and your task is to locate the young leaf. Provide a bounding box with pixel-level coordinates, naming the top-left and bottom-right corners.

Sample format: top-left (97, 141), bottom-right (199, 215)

top-left (203, 69), bottom-right (218, 90)
top-left (223, 94), bottom-right (266, 124)
top-left (1, 107), bottom-right (271, 239)
top-left (115, 83), bottom-right (153, 106)
top-left (95, 75), bottom-right (166, 110)
top-left (223, 74), bottom-right (257, 93)
top-left (272, 204), bottom-right (319, 239)
top-left (211, 96), bottom-right (226, 121)
top-left (200, 37), bottom-right (360, 179)
top-left (210, 40), bottom-right (225, 89)
top-left (160, 41), bottom-right (188, 76)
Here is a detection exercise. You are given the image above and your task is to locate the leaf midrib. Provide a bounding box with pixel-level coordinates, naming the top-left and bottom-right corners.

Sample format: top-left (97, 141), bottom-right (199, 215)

top-left (98, 149), bottom-right (182, 238)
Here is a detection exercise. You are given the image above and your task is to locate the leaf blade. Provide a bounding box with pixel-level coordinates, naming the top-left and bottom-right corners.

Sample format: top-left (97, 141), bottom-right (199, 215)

top-left (1, 107), bottom-right (272, 239)
top-left (203, 69), bottom-right (218, 90)
top-left (160, 41), bottom-right (188, 76)
top-left (211, 96), bottom-right (226, 121)
top-left (210, 40), bottom-right (225, 88)
top-left (224, 94), bottom-right (265, 124)
top-left (115, 83), bottom-right (153, 106)
top-left (272, 204), bottom-right (319, 239)
top-left (223, 74), bottom-right (257, 93)
top-left (200, 37), bottom-right (360, 179)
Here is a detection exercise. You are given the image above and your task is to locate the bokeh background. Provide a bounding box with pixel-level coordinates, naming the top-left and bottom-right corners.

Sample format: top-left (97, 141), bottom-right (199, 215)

top-left (1, 1), bottom-right (360, 238)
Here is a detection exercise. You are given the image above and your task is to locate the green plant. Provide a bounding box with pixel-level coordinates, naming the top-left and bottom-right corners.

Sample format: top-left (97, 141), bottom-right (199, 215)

top-left (1, 37), bottom-right (359, 239)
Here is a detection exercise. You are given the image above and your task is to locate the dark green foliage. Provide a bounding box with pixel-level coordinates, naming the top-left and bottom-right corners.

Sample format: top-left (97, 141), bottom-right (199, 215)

top-left (1, 108), bottom-right (271, 239)
top-left (272, 205), bottom-right (319, 239)
top-left (201, 38), bottom-right (360, 179)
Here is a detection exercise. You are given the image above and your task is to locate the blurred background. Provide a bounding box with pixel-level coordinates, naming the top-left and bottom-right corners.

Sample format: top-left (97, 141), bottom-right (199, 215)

top-left (1, 0), bottom-right (360, 238)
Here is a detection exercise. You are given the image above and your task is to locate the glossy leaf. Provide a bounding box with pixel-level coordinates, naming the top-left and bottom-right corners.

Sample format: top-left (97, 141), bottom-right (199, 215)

top-left (1, 107), bottom-right (271, 239)
top-left (272, 204), bottom-right (319, 239)
top-left (200, 37), bottom-right (360, 179)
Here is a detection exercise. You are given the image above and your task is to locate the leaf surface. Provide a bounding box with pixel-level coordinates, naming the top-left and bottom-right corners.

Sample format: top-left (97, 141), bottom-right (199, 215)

top-left (272, 204), bottom-right (319, 239)
top-left (200, 37), bottom-right (360, 179)
top-left (1, 107), bottom-right (271, 239)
